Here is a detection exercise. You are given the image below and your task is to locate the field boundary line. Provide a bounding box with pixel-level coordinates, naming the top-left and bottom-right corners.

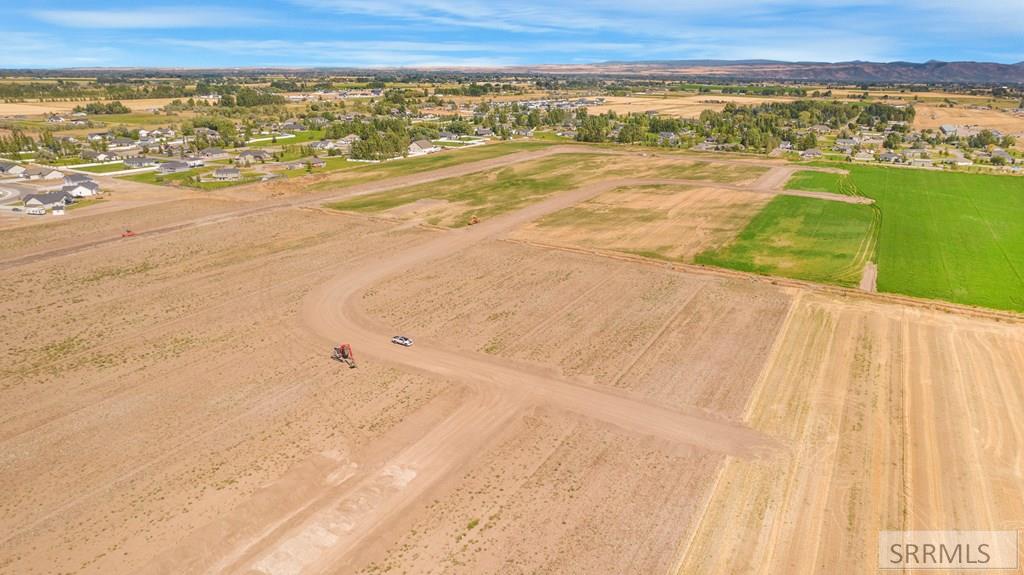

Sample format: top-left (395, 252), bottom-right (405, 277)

top-left (501, 238), bottom-right (1024, 323)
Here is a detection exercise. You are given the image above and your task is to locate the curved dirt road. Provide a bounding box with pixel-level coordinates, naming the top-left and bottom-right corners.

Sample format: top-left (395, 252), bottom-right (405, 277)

top-left (147, 176), bottom-right (785, 574)
top-left (239, 179), bottom-right (782, 574)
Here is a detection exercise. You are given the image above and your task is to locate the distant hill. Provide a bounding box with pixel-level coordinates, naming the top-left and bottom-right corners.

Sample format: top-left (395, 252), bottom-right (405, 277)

top-left (519, 59), bottom-right (1024, 84)
top-left (6, 59), bottom-right (1024, 84)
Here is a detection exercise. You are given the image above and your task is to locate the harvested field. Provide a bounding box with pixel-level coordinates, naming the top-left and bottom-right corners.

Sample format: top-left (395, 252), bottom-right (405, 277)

top-left (914, 104), bottom-right (1024, 134)
top-left (363, 240), bottom-right (792, 419)
top-left (677, 292), bottom-right (1024, 573)
top-left (586, 94), bottom-right (795, 117)
top-left (511, 183), bottom-right (772, 261)
top-left (2, 145), bottom-right (1022, 575)
top-left (327, 153), bottom-right (769, 227)
top-left (0, 98), bottom-right (178, 116)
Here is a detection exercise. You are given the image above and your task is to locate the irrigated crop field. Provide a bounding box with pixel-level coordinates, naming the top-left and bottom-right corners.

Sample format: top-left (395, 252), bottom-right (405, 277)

top-left (2, 146), bottom-right (1022, 575)
top-left (785, 166), bottom-right (1024, 311)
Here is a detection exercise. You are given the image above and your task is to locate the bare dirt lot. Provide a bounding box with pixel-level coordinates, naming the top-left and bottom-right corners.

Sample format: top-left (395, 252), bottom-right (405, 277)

top-left (586, 94), bottom-right (795, 118)
top-left (0, 98), bottom-right (178, 116)
top-left (1, 147), bottom-right (1022, 575)
top-left (510, 183), bottom-right (772, 262)
top-left (913, 104), bottom-right (1024, 134)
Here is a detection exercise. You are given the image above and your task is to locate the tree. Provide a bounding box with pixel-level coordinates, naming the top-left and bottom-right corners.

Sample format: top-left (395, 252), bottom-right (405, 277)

top-left (884, 133), bottom-right (902, 150)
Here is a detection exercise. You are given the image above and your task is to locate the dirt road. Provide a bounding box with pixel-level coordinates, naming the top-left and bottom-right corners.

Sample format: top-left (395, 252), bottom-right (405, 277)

top-left (0, 146), bottom-right (850, 269)
top-left (144, 177), bottom-right (780, 574)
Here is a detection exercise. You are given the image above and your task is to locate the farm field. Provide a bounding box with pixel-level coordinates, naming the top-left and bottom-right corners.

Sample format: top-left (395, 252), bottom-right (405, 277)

top-left (913, 103), bottom-right (1024, 135)
top-left (694, 195), bottom-right (878, 287)
top-left (786, 165), bottom-right (1024, 311)
top-left (2, 146), bottom-right (1023, 575)
top-left (0, 98), bottom-right (178, 116)
top-left (326, 153), bottom-right (769, 227)
top-left (586, 94), bottom-right (795, 117)
top-left (512, 183), bottom-right (772, 261)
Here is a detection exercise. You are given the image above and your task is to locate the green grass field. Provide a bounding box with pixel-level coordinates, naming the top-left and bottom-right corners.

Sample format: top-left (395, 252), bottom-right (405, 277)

top-left (121, 168), bottom-right (260, 190)
top-left (783, 166), bottom-right (1024, 311)
top-left (695, 195), bottom-right (878, 287)
top-left (326, 152), bottom-right (589, 227)
top-left (77, 162), bottom-right (126, 173)
top-left (247, 130), bottom-right (324, 147)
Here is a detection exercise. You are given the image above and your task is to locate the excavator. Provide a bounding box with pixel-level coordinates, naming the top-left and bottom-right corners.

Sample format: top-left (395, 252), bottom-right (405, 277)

top-left (331, 343), bottom-right (357, 368)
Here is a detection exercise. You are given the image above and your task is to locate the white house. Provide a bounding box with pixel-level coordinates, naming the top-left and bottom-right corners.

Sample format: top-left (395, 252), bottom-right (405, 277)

top-left (0, 161), bottom-right (26, 176)
top-left (62, 181), bottom-right (101, 197)
top-left (21, 166), bottom-right (64, 181)
top-left (408, 140), bottom-right (441, 156)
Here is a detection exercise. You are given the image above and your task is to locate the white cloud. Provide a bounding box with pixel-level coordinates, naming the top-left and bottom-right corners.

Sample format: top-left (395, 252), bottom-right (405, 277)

top-left (0, 31), bottom-right (120, 67)
top-left (31, 7), bottom-right (267, 29)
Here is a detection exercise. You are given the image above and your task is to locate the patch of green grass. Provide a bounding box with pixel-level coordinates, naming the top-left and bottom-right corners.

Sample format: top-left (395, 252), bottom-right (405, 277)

top-left (94, 112), bottom-right (179, 126)
top-left (247, 130), bottom-right (324, 147)
top-left (47, 157), bottom-right (85, 166)
top-left (326, 152), bottom-right (585, 227)
top-left (784, 166), bottom-right (1024, 311)
top-left (120, 168), bottom-right (259, 190)
top-left (77, 162), bottom-right (126, 173)
top-left (695, 195), bottom-right (877, 287)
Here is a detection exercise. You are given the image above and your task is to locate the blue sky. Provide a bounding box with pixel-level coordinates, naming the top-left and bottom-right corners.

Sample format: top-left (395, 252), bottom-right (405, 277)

top-left (3, 1), bottom-right (1022, 68)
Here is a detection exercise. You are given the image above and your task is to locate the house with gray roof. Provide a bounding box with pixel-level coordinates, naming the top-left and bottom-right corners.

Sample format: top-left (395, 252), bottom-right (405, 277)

top-left (23, 190), bottom-right (73, 208)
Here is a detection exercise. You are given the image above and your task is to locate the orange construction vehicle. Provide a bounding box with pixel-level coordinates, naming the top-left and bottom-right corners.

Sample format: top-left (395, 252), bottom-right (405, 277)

top-left (331, 343), bottom-right (356, 368)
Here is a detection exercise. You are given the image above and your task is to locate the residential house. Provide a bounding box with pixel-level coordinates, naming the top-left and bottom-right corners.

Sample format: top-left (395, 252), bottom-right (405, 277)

top-left (183, 156), bottom-right (206, 168)
top-left (110, 137), bottom-right (136, 148)
top-left (211, 167), bottom-right (241, 181)
top-left (62, 180), bottom-right (101, 197)
top-left (237, 150), bottom-right (271, 165)
top-left (281, 121), bottom-right (305, 132)
top-left (21, 166), bottom-right (64, 180)
top-left (939, 125), bottom-right (958, 136)
top-left (800, 149), bottom-right (823, 159)
top-left (992, 149), bottom-right (1014, 164)
top-left (309, 158), bottom-right (326, 168)
top-left (64, 173), bottom-right (93, 187)
top-left (200, 147), bottom-right (227, 159)
top-left (87, 132), bottom-right (111, 142)
top-left (123, 156), bottom-right (158, 169)
top-left (0, 160), bottom-right (26, 176)
top-left (658, 132), bottom-right (679, 145)
top-left (878, 152), bottom-right (901, 163)
top-left (81, 149), bottom-right (117, 162)
top-left (158, 161), bottom-right (190, 174)
top-left (23, 191), bottom-right (73, 208)
top-left (475, 127), bottom-right (493, 137)
top-left (408, 140), bottom-right (440, 156)
top-left (194, 127), bottom-right (220, 139)
top-left (853, 151), bottom-right (876, 162)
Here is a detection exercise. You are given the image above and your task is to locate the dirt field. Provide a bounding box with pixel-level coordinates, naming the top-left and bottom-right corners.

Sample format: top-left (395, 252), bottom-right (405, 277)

top-left (1, 146), bottom-right (1022, 575)
top-left (510, 183), bottom-right (772, 262)
top-left (586, 94), bottom-right (795, 117)
top-left (0, 98), bottom-right (177, 116)
top-left (914, 104), bottom-right (1024, 134)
